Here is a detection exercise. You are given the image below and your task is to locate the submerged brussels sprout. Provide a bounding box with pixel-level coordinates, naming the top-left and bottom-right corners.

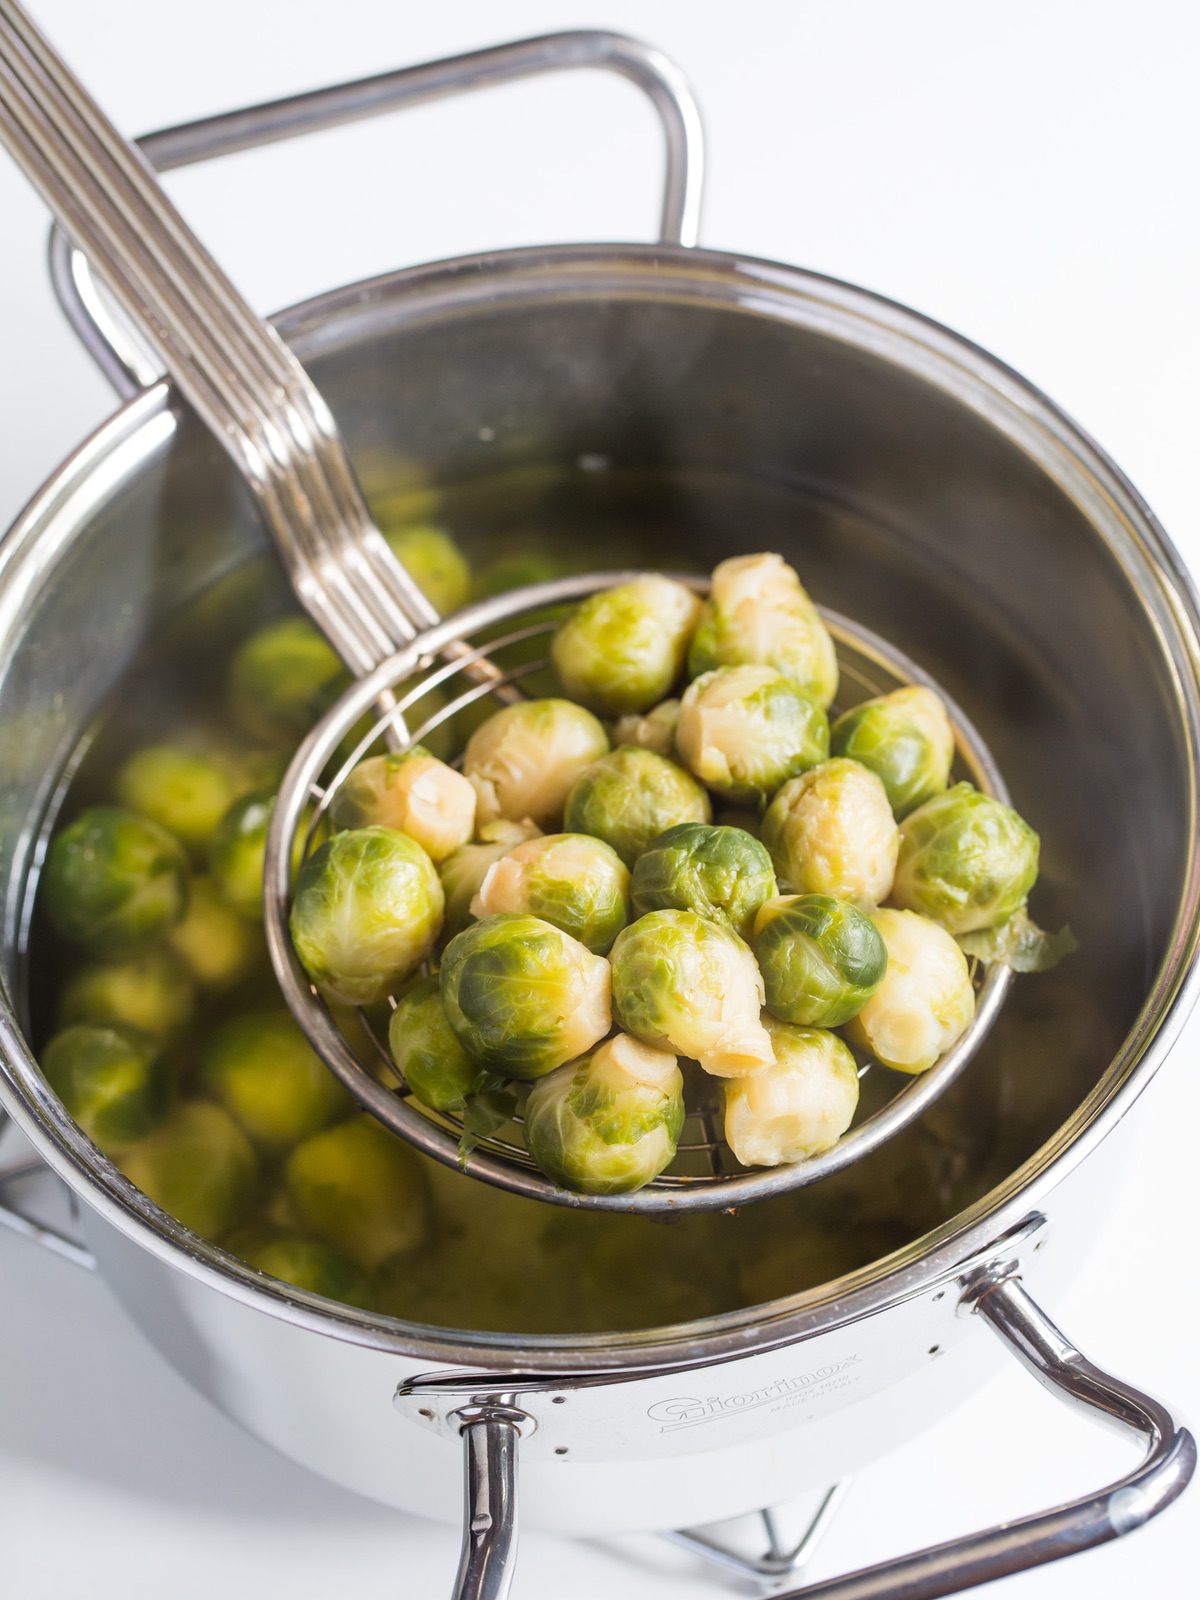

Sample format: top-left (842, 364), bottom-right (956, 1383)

top-left (208, 790), bottom-right (301, 920)
top-left (290, 826), bottom-right (443, 1006)
top-left (388, 976), bottom-right (494, 1112)
top-left (43, 806), bottom-right (189, 954)
top-left (753, 894), bottom-right (887, 1027)
top-left (612, 698), bottom-right (681, 758)
top-left (167, 876), bottom-right (263, 989)
top-left (285, 1116), bottom-right (429, 1268)
top-left (891, 783), bottom-right (1040, 935)
top-left (611, 909), bottom-right (773, 1077)
top-left (59, 949), bottom-right (195, 1042)
top-left (676, 666), bottom-right (828, 805)
top-left (440, 914), bottom-right (611, 1079)
top-left (830, 686), bottom-right (955, 818)
top-left (121, 1101), bottom-right (257, 1238)
top-left (201, 1010), bottom-right (350, 1151)
top-left (114, 743), bottom-right (243, 855)
top-left (438, 819), bottom-right (542, 939)
top-left (464, 698), bottom-right (609, 828)
top-left (564, 747), bottom-right (711, 867)
top-left (383, 524), bottom-right (471, 614)
top-left (551, 576), bottom-right (701, 715)
top-left (330, 747), bottom-right (476, 862)
top-left (525, 1034), bottom-right (685, 1194)
top-left (844, 908), bottom-right (975, 1073)
top-left (472, 832), bottom-right (630, 953)
top-left (227, 616), bottom-right (346, 744)
top-left (41, 1024), bottom-right (169, 1153)
top-left (227, 1225), bottom-right (373, 1308)
top-left (762, 759), bottom-right (899, 905)
top-left (688, 553), bottom-right (839, 708)
top-left (631, 823), bottom-right (776, 940)
top-left (723, 1020), bottom-right (859, 1167)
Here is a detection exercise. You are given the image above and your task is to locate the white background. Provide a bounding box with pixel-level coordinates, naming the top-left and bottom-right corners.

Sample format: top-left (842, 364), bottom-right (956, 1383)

top-left (1, 1), bottom-right (1197, 1594)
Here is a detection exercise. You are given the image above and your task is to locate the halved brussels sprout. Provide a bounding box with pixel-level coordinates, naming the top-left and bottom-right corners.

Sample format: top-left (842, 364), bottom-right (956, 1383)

top-left (843, 907), bottom-right (975, 1073)
top-left (564, 746), bottom-right (711, 867)
top-left (630, 823), bottom-right (776, 940)
top-left (167, 875), bottom-right (264, 988)
top-left (201, 1009), bottom-right (351, 1151)
top-left (285, 1116), bottom-right (430, 1268)
top-left (752, 893), bottom-right (887, 1027)
top-left (687, 553), bottom-right (838, 708)
top-left (329, 746), bottom-right (476, 862)
top-left (388, 975), bottom-right (495, 1112)
top-left (761, 759), bottom-right (898, 904)
top-left (227, 1225), bottom-right (373, 1308)
top-left (59, 949), bottom-right (195, 1042)
top-left (121, 1100), bottom-right (257, 1238)
top-left (611, 698), bottom-right (681, 758)
top-left (43, 806), bottom-right (189, 953)
top-left (383, 524), bottom-right (471, 614)
top-left (610, 908), bottom-right (773, 1077)
top-left (41, 1023), bottom-right (169, 1153)
top-left (440, 913), bottom-right (611, 1079)
top-left (891, 783), bottom-right (1040, 934)
top-left (472, 832), bottom-right (630, 954)
top-left (464, 698), bottom-right (609, 828)
top-left (438, 819), bottom-right (542, 940)
top-left (830, 685), bottom-right (955, 818)
top-left (551, 576), bottom-right (701, 715)
top-left (114, 743), bottom-right (243, 855)
top-left (723, 1020), bottom-right (859, 1167)
top-left (290, 826), bottom-right (444, 1006)
top-left (227, 616), bottom-right (346, 743)
top-left (525, 1034), bottom-right (685, 1194)
top-left (676, 666), bottom-right (829, 805)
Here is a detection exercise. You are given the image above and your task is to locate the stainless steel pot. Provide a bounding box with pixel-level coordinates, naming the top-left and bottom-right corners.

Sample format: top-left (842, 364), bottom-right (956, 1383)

top-left (1, 32), bottom-right (1197, 1600)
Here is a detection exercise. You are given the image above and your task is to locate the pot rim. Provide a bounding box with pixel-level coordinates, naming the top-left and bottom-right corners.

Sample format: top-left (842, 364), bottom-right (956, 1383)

top-left (3, 240), bottom-right (1199, 1375)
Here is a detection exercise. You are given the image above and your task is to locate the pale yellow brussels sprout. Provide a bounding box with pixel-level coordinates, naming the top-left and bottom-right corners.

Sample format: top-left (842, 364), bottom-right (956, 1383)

top-left (285, 1116), bottom-right (430, 1269)
top-left (843, 907), bottom-right (975, 1073)
top-left (564, 747), bottom-right (712, 867)
top-left (114, 742), bottom-right (243, 856)
top-left (551, 576), bottom-right (701, 715)
top-left (383, 524), bottom-right (470, 614)
top-left (829, 686), bottom-right (955, 818)
top-left (438, 819), bottom-right (542, 939)
top-left (167, 876), bottom-right (263, 989)
top-left (464, 699), bottom-right (609, 828)
top-left (612, 698), bottom-right (681, 759)
top-left (59, 948), bottom-right (195, 1042)
top-left (329, 746), bottom-right (476, 863)
top-left (676, 665), bottom-right (829, 805)
top-left (121, 1101), bottom-right (257, 1239)
top-left (761, 758), bottom-right (899, 904)
top-left (201, 1009), bottom-right (351, 1152)
top-left (472, 832), bottom-right (630, 954)
top-left (227, 1225), bottom-right (373, 1309)
top-left (688, 553), bottom-right (839, 708)
top-left (723, 1020), bottom-right (860, 1166)
top-left (227, 616), bottom-right (346, 744)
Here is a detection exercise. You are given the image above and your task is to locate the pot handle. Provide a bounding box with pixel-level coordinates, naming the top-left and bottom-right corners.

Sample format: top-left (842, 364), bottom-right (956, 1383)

top-left (0, 1144), bottom-right (96, 1269)
top-left (46, 29), bottom-right (705, 399)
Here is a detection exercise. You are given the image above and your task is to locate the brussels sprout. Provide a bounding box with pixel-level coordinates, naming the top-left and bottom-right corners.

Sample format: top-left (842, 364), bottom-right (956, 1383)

top-left (464, 699), bottom-right (609, 828)
top-left (121, 1101), bottom-right (257, 1238)
top-left (525, 1034), bottom-right (685, 1194)
top-left (472, 832), bottom-right (630, 954)
top-left (41, 1023), bottom-right (169, 1153)
top-left (612, 698), bottom-right (681, 758)
top-left (630, 823), bottom-right (776, 940)
top-left (564, 747), bottom-right (712, 867)
top-left (201, 1009), bottom-right (351, 1151)
top-left (59, 949), bottom-right (195, 1042)
top-left (388, 976), bottom-right (495, 1112)
top-left (114, 743), bottom-right (243, 855)
top-left (440, 914), bottom-right (611, 1079)
top-left (167, 876), bottom-right (264, 989)
top-left (438, 819), bottom-right (542, 939)
top-left (688, 553), bottom-right (839, 708)
top-left (226, 1225), bottom-right (373, 1308)
top-left (723, 1019), bottom-right (859, 1167)
top-left (329, 746), bottom-right (476, 863)
top-left (43, 806), bottom-right (189, 953)
top-left (208, 791), bottom-right (284, 920)
top-left (551, 576), bottom-right (701, 715)
top-left (830, 686), bottom-right (955, 818)
top-left (676, 666), bottom-right (829, 805)
top-left (290, 826), bottom-right (444, 1006)
top-left (843, 908), bottom-right (975, 1073)
top-left (285, 1116), bottom-right (429, 1268)
top-left (383, 524), bottom-right (470, 614)
top-left (891, 783), bottom-right (1040, 935)
top-left (752, 894), bottom-right (887, 1027)
top-left (762, 759), bottom-right (899, 905)
top-left (227, 616), bottom-right (347, 744)
top-left (610, 908), bottom-right (773, 1077)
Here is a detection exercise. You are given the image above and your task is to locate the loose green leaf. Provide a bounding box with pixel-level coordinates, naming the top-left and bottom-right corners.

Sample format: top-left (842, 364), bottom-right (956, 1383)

top-left (957, 910), bottom-right (1077, 973)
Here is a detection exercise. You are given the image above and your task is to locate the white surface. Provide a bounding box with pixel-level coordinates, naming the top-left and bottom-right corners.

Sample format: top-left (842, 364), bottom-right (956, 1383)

top-left (1, 0), bottom-right (1198, 1594)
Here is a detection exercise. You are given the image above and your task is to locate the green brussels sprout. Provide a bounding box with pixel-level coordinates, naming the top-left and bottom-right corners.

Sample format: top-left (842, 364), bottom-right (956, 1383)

top-left (121, 1101), bottom-right (257, 1238)
top-left (525, 1033), bottom-right (685, 1194)
top-left (290, 826), bottom-right (444, 1006)
top-left (201, 1009), bottom-right (351, 1151)
top-left (761, 759), bottom-right (898, 904)
top-left (285, 1116), bottom-right (429, 1268)
top-left (843, 907), bottom-right (975, 1073)
top-left (464, 699), bottom-right (609, 828)
top-left (891, 783), bottom-right (1040, 935)
top-left (388, 976), bottom-right (495, 1112)
top-left (752, 894), bottom-right (887, 1027)
top-left (630, 822), bottom-right (777, 940)
top-left (227, 616), bottom-right (347, 744)
top-left (610, 908), bottom-right (772, 1077)
top-left (471, 832), bottom-right (630, 954)
top-left (676, 666), bottom-right (829, 805)
top-left (208, 791), bottom-right (276, 920)
top-left (43, 806), bottom-right (189, 953)
top-left (723, 1019), bottom-right (859, 1166)
top-left (551, 576), bottom-right (701, 715)
top-left (438, 819), bottom-right (542, 940)
top-left (688, 553), bottom-right (839, 708)
top-left (440, 914), bottom-right (611, 1079)
top-left (114, 742), bottom-right (244, 855)
top-left (41, 1023), bottom-right (169, 1153)
top-left (167, 875), bottom-right (264, 988)
top-left (329, 746), bottom-right (476, 862)
top-left (612, 698), bottom-right (681, 758)
top-left (383, 524), bottom-right (470, 614)
top-left (830, 686), bottom-right (955, 818)
top-left (564, 747), bottom-right (711, 867)
top-left (59, 949), bottom-right (195, 1042)
top-left (226, 1225), bottom-right (373, 1308)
